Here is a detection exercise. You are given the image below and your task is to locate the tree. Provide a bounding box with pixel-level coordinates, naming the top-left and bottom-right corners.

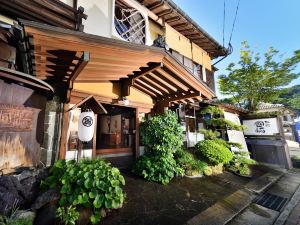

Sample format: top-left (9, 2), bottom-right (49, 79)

top-left (219, 41), bottom-right (300, 111)
top-left (275, 85), bottom-right (300, 115)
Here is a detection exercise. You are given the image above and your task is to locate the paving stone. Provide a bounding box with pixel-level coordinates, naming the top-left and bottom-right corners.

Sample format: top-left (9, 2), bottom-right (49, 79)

top-left (227, 203), bottom-right (279, 225)
top-left (186, 189), bottom-right (254, 225)
top-left (245, 170), bottom-right (283, 194)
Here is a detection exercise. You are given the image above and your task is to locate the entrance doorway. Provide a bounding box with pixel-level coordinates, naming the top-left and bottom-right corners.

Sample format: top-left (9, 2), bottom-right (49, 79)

top-left (96, 104), bottom-right (135, 156)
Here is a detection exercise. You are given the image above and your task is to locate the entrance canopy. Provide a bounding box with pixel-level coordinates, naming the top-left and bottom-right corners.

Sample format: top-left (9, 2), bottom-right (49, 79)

top-left (22, 20), bottom-right (215, 103)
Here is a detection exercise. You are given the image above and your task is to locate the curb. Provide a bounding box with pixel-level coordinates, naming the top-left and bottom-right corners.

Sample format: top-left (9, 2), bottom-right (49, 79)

top-left (273, 183), bottom-right (300, 225)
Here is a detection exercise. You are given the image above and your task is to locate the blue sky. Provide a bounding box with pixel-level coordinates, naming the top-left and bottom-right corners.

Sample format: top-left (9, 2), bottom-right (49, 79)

top-left (172, 0), bottom-right (300, 97)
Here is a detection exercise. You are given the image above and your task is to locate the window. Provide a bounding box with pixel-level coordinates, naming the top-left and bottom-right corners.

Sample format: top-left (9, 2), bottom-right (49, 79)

top-left (114, 0), bottom-right (146, 44)
top-left (183, 56), bottom-right (193, 73)
top-left (171, 50), bottom-right (184, 64)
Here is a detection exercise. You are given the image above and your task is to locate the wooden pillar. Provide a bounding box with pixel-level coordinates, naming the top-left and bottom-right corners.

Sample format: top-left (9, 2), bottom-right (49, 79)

top-left (135, 107), bottom-right (140, 158)
top-left (59, 103), bottom-right (70, 159)
top-left (92, 114), bottom-right (98, 159)
top-left (153, 101), bottom-right (170, 115)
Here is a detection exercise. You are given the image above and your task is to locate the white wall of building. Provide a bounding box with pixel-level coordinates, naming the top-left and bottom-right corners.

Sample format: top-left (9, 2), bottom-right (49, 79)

top-left (60, 0), bottom-right (151, 44)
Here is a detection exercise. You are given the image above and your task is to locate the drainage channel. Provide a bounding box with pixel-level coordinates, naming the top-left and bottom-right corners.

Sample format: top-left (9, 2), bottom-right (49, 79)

top-left (253, 192), bottom-right (288, 212)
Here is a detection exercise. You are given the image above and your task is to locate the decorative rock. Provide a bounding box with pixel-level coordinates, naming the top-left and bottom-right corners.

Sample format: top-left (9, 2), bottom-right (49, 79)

top-left (12, 210), bottom-right (36, 222)
top-left (17, 168), bottom-right (49, 204)
top-left (0, 176), bottom-right (24, 216)
top-left (31, 188), bottom-right (60, 210)
top-left (34, 204), bottom-right (56, 225)
top-left (0, 168), bottom-right (49, 216)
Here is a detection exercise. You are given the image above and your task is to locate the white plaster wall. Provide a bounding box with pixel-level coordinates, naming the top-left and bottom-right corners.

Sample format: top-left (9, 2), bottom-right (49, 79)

top-left (79, 0), bottom-right (113, 37)
top-left (60, 0), bottom-right (151, 44)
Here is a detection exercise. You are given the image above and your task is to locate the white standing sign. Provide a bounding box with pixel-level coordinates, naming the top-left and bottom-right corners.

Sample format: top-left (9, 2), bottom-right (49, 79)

top-left (243, 118), bottom-right (279, 136)
top-left (224, 112), bottom-right (248, 152)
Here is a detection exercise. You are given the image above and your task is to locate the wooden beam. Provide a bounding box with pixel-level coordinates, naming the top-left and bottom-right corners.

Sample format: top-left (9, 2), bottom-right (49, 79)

top-left (59, 103), bottom-right (70, 159)
top-left (133, 83), bottom-right (157, 98)
top-left (172, 22), bottom-right (189, 29)
top-left (92, 114), bottom-right (97, 159)
top-left (132, 63), bottom-right (162, 81)
top-left (120, 78), bottom-right (133, 97)
top-left (157, 91), bottom-right (201, 103)
top-left (156, 68), bottom-right (190, 92)
top-left (148, 0), bottom-right (164, 10)
top-left (139, 76), bottom-right (170, 94)
top-left (69, 51), bottom-right (89, 82)
top-left (135, 107), bottom-right (140, 158)
top-left (165, 16), bottom-right (181, 23)
top-left (148, 72), bottom-right (177, 92)
top-left (157, 9), bottom-right (173, 17)
top-left (135, 79), bottom-right (163, 95)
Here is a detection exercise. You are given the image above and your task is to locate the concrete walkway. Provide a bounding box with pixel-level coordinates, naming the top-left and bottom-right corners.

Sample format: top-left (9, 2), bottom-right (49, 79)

top-left (227, 169), bottom-right (300, 225)
top-left (186, 167), bottom-right (283, 225)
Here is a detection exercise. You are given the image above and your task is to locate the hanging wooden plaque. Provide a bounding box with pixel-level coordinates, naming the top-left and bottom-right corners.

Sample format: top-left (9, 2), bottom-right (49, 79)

top-left (0, 104), bottom-right (34, 132)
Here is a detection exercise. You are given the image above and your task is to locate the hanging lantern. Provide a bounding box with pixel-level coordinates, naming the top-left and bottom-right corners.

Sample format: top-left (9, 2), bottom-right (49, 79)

top-left (78, 110), bottom-right (95, 142)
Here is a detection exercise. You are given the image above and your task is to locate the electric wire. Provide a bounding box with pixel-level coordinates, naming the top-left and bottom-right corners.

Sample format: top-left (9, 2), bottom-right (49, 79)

top-left (228, 0), bottom-right (241, 46)
top-left (222, 0), bottom-right (226, 47)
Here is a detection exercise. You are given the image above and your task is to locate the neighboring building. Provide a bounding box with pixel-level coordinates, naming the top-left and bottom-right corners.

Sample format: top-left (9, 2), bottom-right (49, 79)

top-left (257, 103), bottom-right (297, 142)
top-left (0, 0), bottom-right (227, 168)
top-left (295, 119), bottom-right (300, 143)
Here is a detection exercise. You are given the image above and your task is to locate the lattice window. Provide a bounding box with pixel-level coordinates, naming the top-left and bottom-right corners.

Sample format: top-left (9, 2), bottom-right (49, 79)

top-left (114, 0), bottom-right (146, 45)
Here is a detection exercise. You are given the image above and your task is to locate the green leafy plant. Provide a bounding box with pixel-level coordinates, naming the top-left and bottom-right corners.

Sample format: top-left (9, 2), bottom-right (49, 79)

top-left (0, 216), bottom-right (32, 225)
top-left (174, 148), bottom-right (207, 175)
top-left (207, 118), bottom-right (245, 131)
top-left (195, 140), bottom-right (233, 165)
top-left (133, 111), bottom-right (184, 184)
top-left (199, 129), bottom-right (220, 140)
top-left (226, 151), bottom-right (256, 176)
top-left (200, 105), bottom-right (224, 115)
top-left (43, 159), bottom-right (125, 224)
top-left (56, 206), bottom-right (79, 225)
top-left (133, 155), bottom-right (183, 184)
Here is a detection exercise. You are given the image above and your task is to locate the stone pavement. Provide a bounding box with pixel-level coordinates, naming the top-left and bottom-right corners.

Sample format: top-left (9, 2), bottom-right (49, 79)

top-left (186, 166), bottom-right (284, 225)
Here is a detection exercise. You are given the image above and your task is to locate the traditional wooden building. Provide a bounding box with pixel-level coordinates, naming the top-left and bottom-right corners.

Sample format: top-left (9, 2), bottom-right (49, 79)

top-left (0, 0), bottom-right (228, 168)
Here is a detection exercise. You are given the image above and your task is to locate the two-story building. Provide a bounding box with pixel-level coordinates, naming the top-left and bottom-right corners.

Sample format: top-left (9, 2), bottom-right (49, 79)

top-left (0, 0), bottom-right (227, 168)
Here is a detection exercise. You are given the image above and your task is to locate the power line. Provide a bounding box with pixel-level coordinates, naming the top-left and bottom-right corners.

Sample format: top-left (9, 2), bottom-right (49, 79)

top-left (228, 0), bottom-right (241, 46)
top-left (222, 0), bottom-right (226, 47)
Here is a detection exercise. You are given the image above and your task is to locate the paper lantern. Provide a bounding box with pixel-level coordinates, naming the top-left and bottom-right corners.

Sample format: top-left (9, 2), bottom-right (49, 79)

top-left (78, 111), bottom-right (95, 142)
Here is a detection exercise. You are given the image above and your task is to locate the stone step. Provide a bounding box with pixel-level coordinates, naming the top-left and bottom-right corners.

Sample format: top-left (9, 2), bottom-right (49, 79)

top-left (245, 170), bottom-right (284, 194)
top-left (186, 189), bottom-right (254, 225)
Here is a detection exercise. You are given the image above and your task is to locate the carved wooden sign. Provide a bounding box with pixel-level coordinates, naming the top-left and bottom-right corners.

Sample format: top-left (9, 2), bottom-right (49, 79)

top-left (0, 104), bottom-right (35, 131)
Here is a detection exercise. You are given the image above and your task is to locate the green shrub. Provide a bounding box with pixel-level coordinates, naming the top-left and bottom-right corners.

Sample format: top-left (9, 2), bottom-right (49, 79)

top-left (42, 159), bottom-right (125, 224)
top-left (0, 216), bottom-right (32, 225)
top-left (140, 110), bottom-right (183, 155)
top-left (195, 140), bottom-right (233, 165)
top-left (200, 105), bottom-right (224, 115)
top-left (134, 111), bottom-right (184, 184)
top-left (207, 118), bottom-right (245, 131)
top-left (133, 155), bottom-right (183, 185)
top-left (56, 206), bottom-right (79, 225)
top-left (226, 151), bottom-right (256, 176)
top-left (199, 129), bottom-right (220, 140)
top-left (174, 148), bottom-right (207, 174)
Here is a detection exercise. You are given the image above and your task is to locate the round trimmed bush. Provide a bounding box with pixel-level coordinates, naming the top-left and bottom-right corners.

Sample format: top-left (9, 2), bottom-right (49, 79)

top-left (195, 140), bottom-right (233, 165)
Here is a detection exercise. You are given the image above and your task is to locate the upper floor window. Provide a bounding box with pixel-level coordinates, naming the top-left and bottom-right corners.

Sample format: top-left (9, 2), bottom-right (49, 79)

top-left (114, 0), bottom-right (146, 44)
top-left (170, 49), bottom-right (203, 80)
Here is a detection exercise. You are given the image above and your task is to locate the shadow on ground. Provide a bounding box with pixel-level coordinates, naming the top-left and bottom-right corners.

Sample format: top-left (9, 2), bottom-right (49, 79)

top-left (101, 168), bottom-right (265, 225)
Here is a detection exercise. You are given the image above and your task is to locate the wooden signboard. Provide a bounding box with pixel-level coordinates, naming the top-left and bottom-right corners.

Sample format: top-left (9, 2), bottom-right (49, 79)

top-left (0, 104), bottom-right (34, 132)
